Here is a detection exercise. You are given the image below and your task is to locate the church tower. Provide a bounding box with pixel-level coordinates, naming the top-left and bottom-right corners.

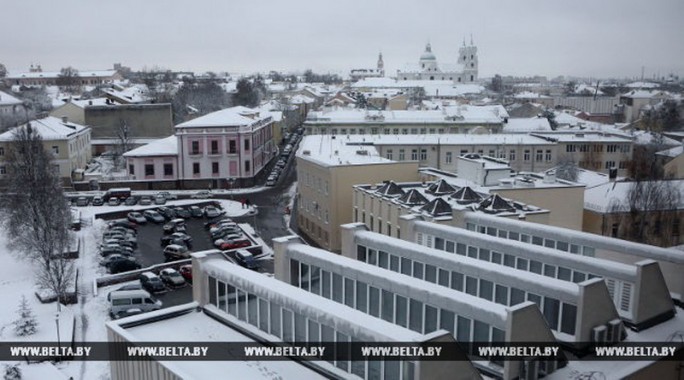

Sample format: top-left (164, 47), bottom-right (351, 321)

top-left (377, 52), bottom-right (384, 76)
top-left (458, 36), bottom-right (478, 83)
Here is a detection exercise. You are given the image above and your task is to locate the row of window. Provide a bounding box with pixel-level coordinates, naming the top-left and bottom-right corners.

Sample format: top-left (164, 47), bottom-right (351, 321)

top-left (566, 144), bottom-right (631, 154)
top-left (289, 259), bottom-right (507, 352)
top-left (302, 172), bottom-right (329, 194)
top-left (356, 244), bottom-right (577, 335)
top-left (321, 126), bottom-right (486, 136)
top-left (207, 275), bottom-right (412, 380)
top-left (422, 229), bottom-right (634, 313)
top-left (189, 139), bottom-right (249, 155)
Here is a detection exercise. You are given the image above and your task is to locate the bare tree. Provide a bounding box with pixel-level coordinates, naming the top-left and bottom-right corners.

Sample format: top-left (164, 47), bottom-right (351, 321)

top-left (0, 63), bottom-right (7, 78)
top-left (114, 119), bottom-right (131, 170)
top-left (56, 66), bottom-right (81, 93)
top-left (0, 124), bottom-right (74, 309)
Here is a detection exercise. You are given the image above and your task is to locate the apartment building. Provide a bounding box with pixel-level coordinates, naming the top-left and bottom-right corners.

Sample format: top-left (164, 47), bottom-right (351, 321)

top-left (0, 116), bottom-right (91, 185)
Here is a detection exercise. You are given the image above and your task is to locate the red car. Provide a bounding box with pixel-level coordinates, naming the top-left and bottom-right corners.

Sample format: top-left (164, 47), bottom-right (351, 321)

top-left (179, 265), bottom-right (192, 282)
top-left (217, 238), bottom-right (251, 251)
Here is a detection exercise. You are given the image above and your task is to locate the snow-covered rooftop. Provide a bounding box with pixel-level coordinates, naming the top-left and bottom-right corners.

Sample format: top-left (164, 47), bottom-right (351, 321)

top-left (0, 90), bottom-right (22, 106)
top-left (306, 105), bottom-right (508, 125)
top-left (0, 116), bottom-right (88, 141)
top-left (123, 135), bottom-right (178, 157)
top-left (584, 179), bottom-right (684, 213)
top-left (502, 117), bottom-right (552, 133)
top-left (8, 69), bottom-right (118, 79)
top-left (531, 131), bottom-right (633, 143)
top-left (296, 134), bottom-right (393, 167)
top-left (112, 306), bottom-right (326, 380)
top-left (514, 91), bottom-right (551, 99)
top-left (656, 144), bottom-right (684, 158)
top-left (175, 106), bottom-right (272, 128)
top-left (346, 133), bottom-right (551, 146)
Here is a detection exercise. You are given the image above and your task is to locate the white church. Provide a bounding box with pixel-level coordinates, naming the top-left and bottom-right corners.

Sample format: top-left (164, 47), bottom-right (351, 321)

top-left (397, 38), bottom-right (478, 83)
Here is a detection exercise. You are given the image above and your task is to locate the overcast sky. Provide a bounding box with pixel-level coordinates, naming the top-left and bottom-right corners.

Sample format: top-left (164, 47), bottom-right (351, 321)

top-left (2, 0), bottom-right (682, 79)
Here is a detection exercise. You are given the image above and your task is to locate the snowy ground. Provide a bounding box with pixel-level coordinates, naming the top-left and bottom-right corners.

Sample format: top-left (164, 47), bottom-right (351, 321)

top-left (0, 198), bottom-right (256, 380)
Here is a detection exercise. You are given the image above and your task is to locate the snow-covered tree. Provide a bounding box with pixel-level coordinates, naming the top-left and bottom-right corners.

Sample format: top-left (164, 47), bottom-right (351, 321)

top-left (3, 364), bottom-right (21, 380)
top-left (13, 296), bottom-right (37, 337)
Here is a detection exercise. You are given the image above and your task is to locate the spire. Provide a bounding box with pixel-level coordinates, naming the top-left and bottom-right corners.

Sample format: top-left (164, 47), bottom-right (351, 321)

top-left (470, 34), bottom-right (474, 45)
top-left (425, 42), bottom-right (432, 52)
top-left (377, 51), bottom-right (384, 71)
top-left (462, 37), bottom-right (466, 47)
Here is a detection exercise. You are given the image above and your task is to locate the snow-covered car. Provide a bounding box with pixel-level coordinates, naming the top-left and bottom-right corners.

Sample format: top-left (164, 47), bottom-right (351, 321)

top-left (92, 196), bottom-right (104, 206)
top-left (203, 205), bottom-right (222, 219)
top-left (138, 196), bottom-right (153, 206)
top-left (124, 197), bottom-right (137, 206)
top-left (139, 272), bottom-right (165, 293)
top-left (101, 254), bottom-right (137, 268)
top-left (143, 210), bottom-right (165, 224)
top-left (127, 211), bottom-right (147, 224)
top-left (191, 190), bottom-right (213, 199)
top-left (160, 232), bottom-right (193, 248)
top-left (157, 191), bottom-right (177, 200)
top-left (235, 250), bottom-right (259, 270)
top-left (159, 268), bottom-right (186, 287)
top-left (163, 244), bottom-right (190, 260)
top-left (163, 218), bottom-right (186, 234)
top-left (174, 207), bottom-right (191, 219)
top-left (189, 206), bottom-right (204, 218)
top-left (215, 237), bottom-right (251, 250)
top-left (107, 197), bottom-right (120, 206)
top-left (154, 194), bottom-right (167, 205)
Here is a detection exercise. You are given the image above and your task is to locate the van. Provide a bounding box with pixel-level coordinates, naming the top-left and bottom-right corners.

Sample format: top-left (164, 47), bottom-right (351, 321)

top-left (109, 289), bottom-right (162, 319)
top-left (104, 187), bottom-right (132, 201)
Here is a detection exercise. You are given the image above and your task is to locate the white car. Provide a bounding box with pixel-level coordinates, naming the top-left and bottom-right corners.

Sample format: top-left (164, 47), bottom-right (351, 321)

top-left (191, 190), bottom-right (213, 199)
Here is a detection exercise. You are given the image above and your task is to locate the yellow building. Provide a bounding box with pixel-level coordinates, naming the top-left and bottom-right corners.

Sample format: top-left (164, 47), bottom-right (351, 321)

top-left (296, 135), bottom-right (419, 252)
top-left (0, 116), bottom-right (91, 186)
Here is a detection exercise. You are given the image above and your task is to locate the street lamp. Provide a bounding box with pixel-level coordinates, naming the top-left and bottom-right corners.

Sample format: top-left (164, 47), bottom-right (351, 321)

top-left (228, 177), bottom-right (236, 200)
top-left (55, 312), bottom-right (61, 360)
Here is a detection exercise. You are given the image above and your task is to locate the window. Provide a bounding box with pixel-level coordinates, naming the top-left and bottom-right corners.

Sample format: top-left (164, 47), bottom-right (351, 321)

top-left (191, 141), bottom-right (200, 154)
top-left (524, 150), bottom-right (530, 161)
top-left (144, 164), bottom-right (154, 176)
top-left (395, 295), bottom-right (408, 327)
top-left (211, 140), bottom-right (219, 154)
top-left (245, 160), bottom-right (250, 172)
top-left (52, 145), bottom-right (59, 154)
top-left (419, 149), bottom-right (427, 161)
top-left (411, 149), bottom-right (418, 160)
top-left (193, 163), bottom-right (200, 175)
top-left (164, 163), bottom-right (173, 176)
top-left (446, 152), bottom-right (452, 164)
top-left (0, 147), bottom-right (4, 156)
top-left (545, 150), bottom-right (552, 161)
top-left (386, 149), bottom-right (393, 160)
top-left (228, 140), bottom-right (236, 153)
top-left (399, 149), bottom-right (405, 160)
top-left (536, 150), bottom-right (543, 162)
top-left (605, 161), bottom-right (615, 169)
top-left (244, 139), bottom-right (250, 150)
top-left (129, 164), bottom-right (134, 175)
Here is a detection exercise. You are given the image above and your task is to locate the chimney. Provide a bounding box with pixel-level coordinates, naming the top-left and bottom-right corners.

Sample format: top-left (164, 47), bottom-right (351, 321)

top-left (62, 116), bottom-right (68, 123)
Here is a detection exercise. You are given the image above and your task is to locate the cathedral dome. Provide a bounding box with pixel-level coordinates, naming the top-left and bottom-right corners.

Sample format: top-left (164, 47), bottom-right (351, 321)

top-left (420, 43), bottom-right (436, 61)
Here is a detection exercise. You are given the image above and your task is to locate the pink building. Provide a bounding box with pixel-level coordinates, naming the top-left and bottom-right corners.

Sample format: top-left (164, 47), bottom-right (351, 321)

top-left (124, 106), bottom-right (276, 186)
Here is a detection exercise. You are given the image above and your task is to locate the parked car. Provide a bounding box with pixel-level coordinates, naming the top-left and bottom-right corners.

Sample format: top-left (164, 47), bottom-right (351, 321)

top-left (216, 238), bottom-right (251, 251)
top-left (102, 238), bottom-right (136, 250)
top-left (108, 260), bottom-right (142, 274)
top-left (92, 196), bottom-right (104, 206)
top-left (124, 197), bottom-right (137, 206)
top-left (235, 250), bottom-right (259, 270)
top-left (179, 265), bottom-right (193, 282)
top-left (210, 222), bottom-right (240, 235)
top-left (204, 217), bottom-right (231, 230)
top-left (143, 210), bottom-right (165, 224)
top-left (100, 244), bottom-right (134, 257)
top-left (173, 207), bottom-right (191, 219)
top-left (203, 205), bottom-right (222, 219)
top-left (191, 190), bottom-right (213, 199)
top-left (138, 196), bottom-right (153, 206)
top-left (266, 176), bottom-right (277, 186)
top-left (163, 244), bottom-right (190, 261)
top-left (101, 254), bottom-right (137, 268)
top-left (154, 194), bottom-right (167, 205)
top-left (189, 206), bottom-right (204, 218)
top-left (157, 206), bottom-right (176, 220)
top-left (208, 220), bottom-right (237, 233)
top-left (107, 197), bottom-right (120, 206)
top-left (157, 191), bottom-right (177, 200)
top-left (108, 219), bottom-right (138, 230)
top-left (127, 212), bottom-right (147, 224)
top-left (108, 226), bottom-right (137, 236)
top-left (163, 218), bottom-right (186, 234)
top-left (160, 232), bottom-right (193, 248)
top-left (75, 196), bottom-right (89, 207)
top-left (107, 283), bottom-right (142, 301)
top-left (139, 272), bottom-right (166, 293)
top-left (159, 268), bottom-right (186, 287)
